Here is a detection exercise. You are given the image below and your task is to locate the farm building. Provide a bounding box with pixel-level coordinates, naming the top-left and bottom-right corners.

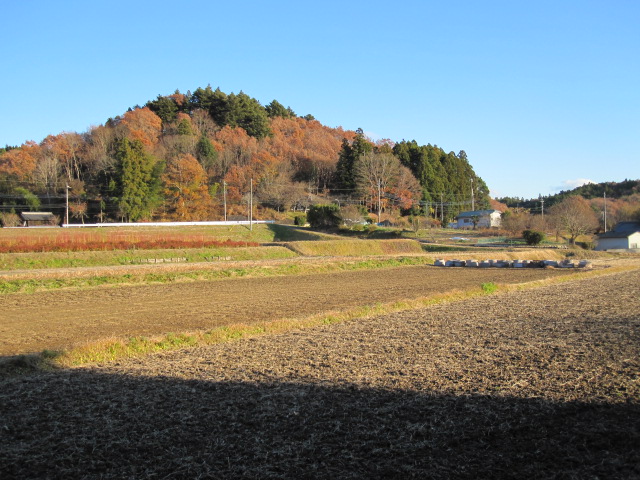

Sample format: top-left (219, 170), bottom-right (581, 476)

top-left (19, 212), bottom-right (57, 227)
top-left (452, 210), bottom-right (502, 229)
top-left (595, 221), bottom-right (640, 251)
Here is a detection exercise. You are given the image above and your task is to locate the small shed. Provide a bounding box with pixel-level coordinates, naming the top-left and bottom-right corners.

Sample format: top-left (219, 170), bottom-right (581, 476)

top-left (595, 222), bottom-right (640, 251)
top-left (20, 212), bottom-right (57, 227)
top-left (454, 209), bottom-right (502, 229)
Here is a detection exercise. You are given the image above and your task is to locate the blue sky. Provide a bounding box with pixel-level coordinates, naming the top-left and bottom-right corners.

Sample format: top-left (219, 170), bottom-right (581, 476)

top-left (1, 0), bottom-right (638, 199)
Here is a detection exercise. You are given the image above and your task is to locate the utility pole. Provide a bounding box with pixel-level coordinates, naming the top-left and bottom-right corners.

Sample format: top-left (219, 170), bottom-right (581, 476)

top-left (440, 193), bottom-right (444, 225)
top-left (223, 181), bottom-right (227, 222)
top-left (470, 178), bottom-right (474, 211)
top-left (249, 178), bottom-right (253, 231)
top-left (65, 185), bottom-right (70, 226)
top-left (377, 178), bottom-right (382, 224)
top-left (604, 191), bottom-right (607, 232)
top-left (539, 195), bottom-right (545, 219)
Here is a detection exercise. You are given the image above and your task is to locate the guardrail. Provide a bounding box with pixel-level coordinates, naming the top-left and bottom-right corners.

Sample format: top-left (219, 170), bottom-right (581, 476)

top-left (61, 220), bottom-right (275, 228)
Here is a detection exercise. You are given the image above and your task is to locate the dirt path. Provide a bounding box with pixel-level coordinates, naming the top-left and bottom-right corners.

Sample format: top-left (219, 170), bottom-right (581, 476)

top-left (1, 270), bottom-right (638, 478)
top-left (0, 266), bottom-right (571, 355)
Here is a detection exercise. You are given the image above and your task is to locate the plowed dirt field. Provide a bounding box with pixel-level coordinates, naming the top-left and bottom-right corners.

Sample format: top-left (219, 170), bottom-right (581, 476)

top-left (1, 269), bottom-right (638, 478)
top-left (1, 266), bottom-right (571, 355)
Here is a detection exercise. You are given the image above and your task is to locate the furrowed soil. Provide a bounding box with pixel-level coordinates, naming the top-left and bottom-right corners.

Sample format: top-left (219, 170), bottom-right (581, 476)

top-left (1, 269), bottom-right (638, 478)
top-left (1, 266), bottom-right (573, 356)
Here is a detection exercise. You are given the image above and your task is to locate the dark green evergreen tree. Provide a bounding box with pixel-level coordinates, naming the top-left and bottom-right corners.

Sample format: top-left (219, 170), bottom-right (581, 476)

top-left (114, 138), bottom-right (161, 221)
top-left (189, 85), bottom-right (216, 112)
top-left (266, 100), bottom-right (295, 118)
top-left (334, 128), bottom-right (373, 191)
top-left (208, 87), bottom-right (230, 127)
top-left (146, 95), bottom-right (178, 126)
top-left (226, 92), bottom-right (271, 138)
top-left (392, 140), bottom-right (489, 220)
top-left (195, 135), bottom-right (218, 173)
top-left (176, 118), bottom-right (194, 135)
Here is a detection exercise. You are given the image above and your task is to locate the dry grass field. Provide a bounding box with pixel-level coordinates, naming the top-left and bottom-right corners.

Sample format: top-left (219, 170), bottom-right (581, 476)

top-left (1, 266), bottom-right (639, 478)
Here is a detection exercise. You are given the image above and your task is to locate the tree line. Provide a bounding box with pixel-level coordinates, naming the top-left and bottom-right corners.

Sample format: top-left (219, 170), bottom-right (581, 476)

top-left (496, 179), bottom-right (640, 211)
top-left (0, 86), bottom-right (489, 224)
top-left (499, 192), bottom-right (640, 246)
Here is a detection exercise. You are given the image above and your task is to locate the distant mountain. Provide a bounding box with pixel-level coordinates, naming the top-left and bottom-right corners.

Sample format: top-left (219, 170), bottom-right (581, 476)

top-left (496, 179), bottom-right (640, 210)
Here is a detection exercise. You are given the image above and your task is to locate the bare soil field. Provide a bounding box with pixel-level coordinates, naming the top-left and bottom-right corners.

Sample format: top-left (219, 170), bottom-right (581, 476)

top-left (1, 269), bottom-right (638, 478)
top-left (1, 266), bottom-right (572, 356)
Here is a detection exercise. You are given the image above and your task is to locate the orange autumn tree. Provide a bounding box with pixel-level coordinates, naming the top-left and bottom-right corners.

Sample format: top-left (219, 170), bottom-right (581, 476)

top-left (0, 141), bottom-right (40, 181)
top-left (162, 154), bottom-right (212, 220)
top-left (392, 165), bottom-right (422, 210)
top-left (214, 126), bottom-right (259, 176)
top-left (223, 164), bottom-right (254, 205)
top-left (267, 117), bottom-right (350, 191)
top-left (119, 107), bottom-right (163, 148)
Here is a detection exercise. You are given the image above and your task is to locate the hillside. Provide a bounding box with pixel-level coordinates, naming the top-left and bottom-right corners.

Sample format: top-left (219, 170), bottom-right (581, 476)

top-left (0, 86), bottom-right (489, 224)
top-left (497, 179), bottom-right (640, 210)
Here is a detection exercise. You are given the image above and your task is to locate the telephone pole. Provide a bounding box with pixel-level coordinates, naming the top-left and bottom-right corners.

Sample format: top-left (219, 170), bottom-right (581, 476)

top-left (249, 178), bottom-right (253, 231)
top-left (65, 185), bottom-right (70, 225)
top-left (223, 181), bottom-right (227, 222)
top-left (470, 178), bottom-right (474, 211)
top-left (377, 178), bottom-right (382, 224)
top-left (603, 191), bottom-right (607, 232)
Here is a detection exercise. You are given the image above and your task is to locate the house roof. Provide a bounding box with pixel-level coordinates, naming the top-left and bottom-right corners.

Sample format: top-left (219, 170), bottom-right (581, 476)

top-left (20, 212), bottom-right (56, 221)
top-left (598, 231), bottom-right (637, 239)
top-left (456, 210), bottom-right (500, 218)
top-left (612, 221), bottom-right (640, 233)
top-left (598, 221), bottom-right (640, 239)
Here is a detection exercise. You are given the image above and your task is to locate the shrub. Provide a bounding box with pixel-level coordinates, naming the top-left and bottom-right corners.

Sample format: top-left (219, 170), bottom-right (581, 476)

top-left (294, 214), bottom-right (306, 226)
top-left (576, 241), bottom-right (595, 250)
top-left (307, 204), bottom-right (342, 229)
top-left (522, 229), bottom-right (545, 246)
top-left (481, 282), bottom-right (498, 294)
top-left (341, 205), bottom-right (366, 227)
top-left (0, 212), bottom-right (21, 227)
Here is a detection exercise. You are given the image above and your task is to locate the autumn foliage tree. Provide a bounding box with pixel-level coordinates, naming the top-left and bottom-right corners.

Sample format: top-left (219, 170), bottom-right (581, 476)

top-left (162, 154), bottom-right (212, 220)
top-left (0, 141), bottom-right (39, 182)
top-left (118, 107), bottom-right (163, 147)
top-left (0, 85), bottom-right (498, 225)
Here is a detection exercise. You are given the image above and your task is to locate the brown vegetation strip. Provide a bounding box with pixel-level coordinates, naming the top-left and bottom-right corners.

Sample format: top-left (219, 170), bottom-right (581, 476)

top-left (1, 270), bottom-right (638, 478)
top-left (0, 266), bottom-right (571, 356)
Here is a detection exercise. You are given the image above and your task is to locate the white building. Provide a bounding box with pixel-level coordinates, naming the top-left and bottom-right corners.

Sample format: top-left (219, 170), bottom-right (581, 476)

top-left (453, 210), bottom-right (502, 229)
top-left (595, 222), bottom-right (640, 251)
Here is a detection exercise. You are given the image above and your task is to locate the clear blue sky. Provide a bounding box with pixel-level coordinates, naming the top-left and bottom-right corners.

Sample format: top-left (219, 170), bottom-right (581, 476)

top-left (1, 0), bottom-right (638, 199)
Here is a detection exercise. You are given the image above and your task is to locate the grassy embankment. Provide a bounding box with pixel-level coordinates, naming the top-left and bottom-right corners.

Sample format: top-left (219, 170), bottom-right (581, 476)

top-left (0, 220), bottom-right (626, 294)
top-left (0, 224), bottom-right (338, 269)
top-left (0, 225), bottom-right (432, 294)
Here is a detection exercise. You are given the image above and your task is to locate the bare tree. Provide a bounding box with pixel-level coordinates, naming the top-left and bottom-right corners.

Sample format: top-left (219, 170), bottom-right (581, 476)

top-left (501, 208), bottom-right (532, 236)
top-left (354, 152), bottom-right (401, 219)
top-left (548, 196), bottom-right (599, 245)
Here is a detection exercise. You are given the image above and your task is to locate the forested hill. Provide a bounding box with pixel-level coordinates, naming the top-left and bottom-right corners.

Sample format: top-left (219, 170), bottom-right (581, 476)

top-left (496, 179), bottom-right (640, 211)
top-left (0, 85), bottom-right (489, 223)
